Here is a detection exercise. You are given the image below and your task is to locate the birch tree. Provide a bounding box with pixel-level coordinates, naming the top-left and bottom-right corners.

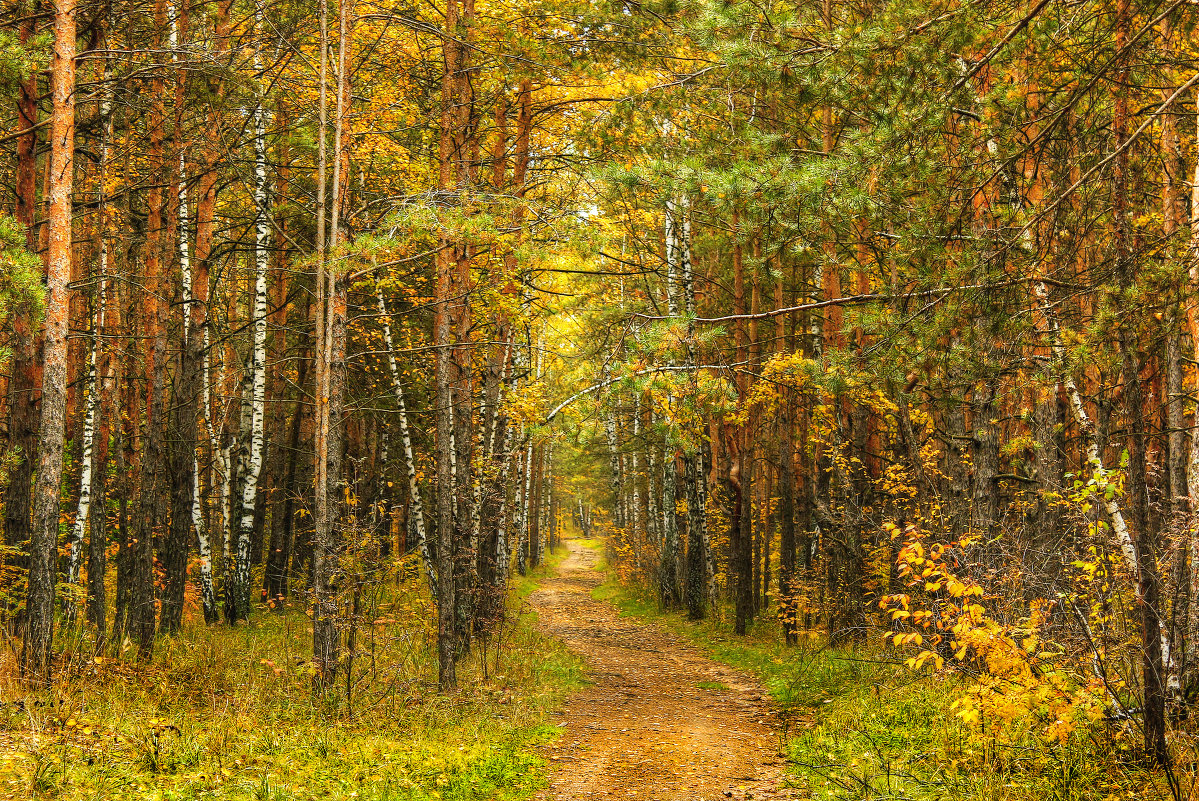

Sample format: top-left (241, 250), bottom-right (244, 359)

top-left (377, 287), bottom-right (437, 596)
top-left (227, 2), bottom-right (271, 624)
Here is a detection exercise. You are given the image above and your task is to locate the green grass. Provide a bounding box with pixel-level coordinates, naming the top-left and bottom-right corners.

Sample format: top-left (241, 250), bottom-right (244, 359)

top-left (570, 537), bottom-right (603, 552)
top-left (590, 572), bottom-right (1170, 801)
top-left (565, 537), bottom-right (608, 571)
top-left (0, 554), bottom-right (586, 801)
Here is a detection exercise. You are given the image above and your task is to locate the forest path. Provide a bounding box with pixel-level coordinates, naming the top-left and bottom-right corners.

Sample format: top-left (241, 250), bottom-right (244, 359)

top-left (529, 539), bottom-right (797, 801)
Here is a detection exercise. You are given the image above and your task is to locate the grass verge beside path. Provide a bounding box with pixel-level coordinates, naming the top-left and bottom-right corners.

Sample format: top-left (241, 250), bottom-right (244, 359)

top-left (591, 570), bottom-right (1161, 801)
top-left (0, 550), bottom-right (584, 801)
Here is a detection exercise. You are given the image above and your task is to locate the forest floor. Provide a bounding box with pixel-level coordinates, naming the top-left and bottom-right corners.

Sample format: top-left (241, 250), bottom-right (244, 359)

top-left (0, 552), bottom-right (586, 801)
top-left (576, 550), bottom-right (1174, 801)
top-left (528, 538), bottom-right (798, 800)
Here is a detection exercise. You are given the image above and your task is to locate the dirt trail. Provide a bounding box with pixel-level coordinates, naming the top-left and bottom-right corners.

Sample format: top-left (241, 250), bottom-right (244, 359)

top-left (528, 539), bottom-right (797, 801)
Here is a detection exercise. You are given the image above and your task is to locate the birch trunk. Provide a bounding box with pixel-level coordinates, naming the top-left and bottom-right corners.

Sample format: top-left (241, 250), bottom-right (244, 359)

top-left (679, 198), bottom-right (708, 619)
top-left (64, 323), bottom-right (98, 623)
top-left (631, 396), bottom-right (642, 546)
top-left (517, 439), bottom-right (533, 576)
top-left (228, 18), bottom-right (271, 623)
top-left (661, 444), bottom-right (679, 607)
top-left (67, 74), bottom-right (114, 627)
top-left (433, 0), bottom-right (464, 688)
top-left (1035, 285), bottom-right (1135, 576)
top-left (605, 408), bottom-right (624, 534)
top-left (189, 0), bottom-right (232, 626)
top-left (494, 422), bottom-right (515, 590)
top-left (377, 288), bottom-right (437, 596)
top-left (1036, 281), bottom-right (1174, 692)
top-left (647, 418), bottom-right (660, 548)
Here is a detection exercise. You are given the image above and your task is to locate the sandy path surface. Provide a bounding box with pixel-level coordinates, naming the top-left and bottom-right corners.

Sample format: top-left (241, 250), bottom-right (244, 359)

top-left (528, 539), bottom-right (797, 801)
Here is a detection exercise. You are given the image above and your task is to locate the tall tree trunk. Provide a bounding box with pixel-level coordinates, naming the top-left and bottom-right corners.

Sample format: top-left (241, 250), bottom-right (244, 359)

top-left (266, 350), bottom-right (307, 604)
top-left (680, 199), bottom-right (707, 620)
top-left (111, 287), bottom-right (137, 645)
top-left (21, 0), bottom-right (74, 678)
top-left (731, 223), bottom-right (752, 635)
top-left (162, 0), bottom-right (194, 635)
top-left (432, 0), bottom-right (463, 691)
top-left (1186, 90), bottom-right (1199, 693)
top-left (1159, 16), bottom-right (1187, 692)
top-left (630, 396), bottom-right (642, 552)
top-left (970, 378), bottom-right (999, 534)
top-left (86, 258), bottom-right (115, 644)
top-left (776, 269), bottom-right (798, 643)
top-left (190, 0), bottom-right (232, 626)
top-left (515, 435), bottom-right (532, 575)
top-left (64, 297), bottom-right (99, 625)
top-left (66, 72), bottom-right (114, 629)
top-left (263, 98), bottom-right (292, 607)
top-left (605, 407), bottom-right (624, 535)
top-left (528, 444), bottom-right (543, 570)
top-left (126, 0), bottom-right (172, 659)
top-left (1112, 0), bottom-right (1165, 763)
top-left (228, 11), bottom-right (271, 623)
top-left (311, 0), bottom-right (339, 688)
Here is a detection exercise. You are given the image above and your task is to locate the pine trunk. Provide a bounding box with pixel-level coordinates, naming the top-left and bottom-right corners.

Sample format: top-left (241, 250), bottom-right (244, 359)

top-left (21, 0), bottom-right (75, 678)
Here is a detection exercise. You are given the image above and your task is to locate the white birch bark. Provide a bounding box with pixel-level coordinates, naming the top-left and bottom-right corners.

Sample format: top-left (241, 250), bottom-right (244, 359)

top-left (665, 197), bottom-right (680, 318)
top-left (226, 7), bottom-right (271, 620)
top-left (541, 447), bottom-right (553, 560)
top-left (197, 324), bottom-right (224, 617)
top-left (170, 0), bottom-right (191, 345)
top-left (65, 306), bottom-right (99, 619)
top-left (1034, 284), bottom-right (1136, 584)
top-left (681, 198), bottom-right (693, 317)
top-left (517, 437), bottom-right (533, 575)
top-left (192, 449), bottom-right (216, 617)
top-left (376, 287), bottom-right (437, 596)
top-left (1036, 282), bottom-right (1173, 678)
top-left (631, 395), bottom-right (642, 542)
top-left (494, 420), bottom-right (515, 589)
top-left (647, 415), bottom-right (660, 545)
top-left (605, 408), bottom-right (623, 532)
top-left (65, 76), bottom-right (115, 619)
top-left (448, 425), bottom-right (459, 521)
top-left (478, 339), bottom-right (512, 582)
